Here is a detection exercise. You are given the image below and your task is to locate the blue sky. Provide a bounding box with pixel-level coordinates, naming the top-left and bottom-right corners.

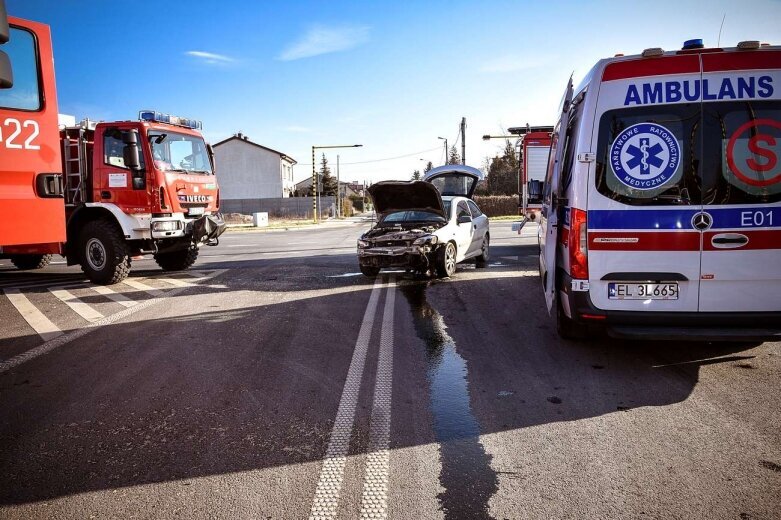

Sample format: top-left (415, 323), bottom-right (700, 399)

top-left (8, 0), bottom-right (781, 184)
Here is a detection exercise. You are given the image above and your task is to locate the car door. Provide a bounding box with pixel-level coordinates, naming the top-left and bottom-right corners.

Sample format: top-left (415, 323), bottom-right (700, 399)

top-left (697, 51), bottom-right (781, 312)
top-left (467, 199), bottom-right (488, 253)
top-left (541, 77), bottom-right (573, 313)
top-left (454, 200), bottom-right (474, 260)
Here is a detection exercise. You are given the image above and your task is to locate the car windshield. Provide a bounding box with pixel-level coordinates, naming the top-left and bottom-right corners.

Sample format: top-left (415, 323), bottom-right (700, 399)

top-left (381, 210), bottom-right (445, 224)
top-left (148, 131), bottom-right (213, 174)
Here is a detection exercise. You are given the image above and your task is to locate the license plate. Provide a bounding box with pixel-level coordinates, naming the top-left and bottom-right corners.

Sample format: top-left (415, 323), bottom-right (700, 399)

top-left (608, 282), bottom-right (679, 300)
top-left (188, 206), bottom-right (205, 216)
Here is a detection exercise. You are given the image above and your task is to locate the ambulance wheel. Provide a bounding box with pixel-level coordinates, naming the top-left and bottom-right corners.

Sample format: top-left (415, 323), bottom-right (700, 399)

top-left (79, 219), bottom-right (131, 285)
top-left (436, 242), bottom-right (457, 278)
top-left (360, 264), bottom-right (380, 278)
top-left (475, 235), bottom-right (489, 267)
top-left (10, 254), bottom-right (53, 270)
top-left (556, 297), bottom-right (589, 340)
top-left (154, 244), bottom-right (199, 271)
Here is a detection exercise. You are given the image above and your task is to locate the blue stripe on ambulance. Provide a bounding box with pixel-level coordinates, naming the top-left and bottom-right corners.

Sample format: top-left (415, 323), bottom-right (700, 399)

top-left (588, 207), bottom-right (781, 230)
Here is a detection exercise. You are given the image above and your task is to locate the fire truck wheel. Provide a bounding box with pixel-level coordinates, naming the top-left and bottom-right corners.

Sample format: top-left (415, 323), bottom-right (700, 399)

top-left (436, 242), bottom-right (457, 278)
top-left (556, 296), bottom-right (589, 340)
top-left (79, 219), bottom-right (131, 285)
top-left (475, 235), bottom-right (490, 267)
top-left (10, 254), bottom-right (53, 270)
top-left (359, 264), bottom-right (380, 278)
top-left (154, 244), bottom-right (199, 271)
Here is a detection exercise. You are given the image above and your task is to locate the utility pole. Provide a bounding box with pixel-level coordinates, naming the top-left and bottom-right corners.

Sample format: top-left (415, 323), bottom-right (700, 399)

top-left (461, 117), bottom-right (466, 165)
top-left (336, 154), bottom-right (341, 218)
top-left (311, 146), bottom-right (316, 221)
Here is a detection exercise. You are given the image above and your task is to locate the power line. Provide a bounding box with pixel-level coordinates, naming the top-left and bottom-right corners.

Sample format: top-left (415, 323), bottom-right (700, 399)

top-left (296, 146), bottom-right (441, 167)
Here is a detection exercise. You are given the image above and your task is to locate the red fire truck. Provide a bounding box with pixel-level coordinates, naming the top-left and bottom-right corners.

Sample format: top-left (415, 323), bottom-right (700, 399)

top-left (0, 4), bottom-right (224, 284)
top-left (507, 124), bottom-right (553, 220)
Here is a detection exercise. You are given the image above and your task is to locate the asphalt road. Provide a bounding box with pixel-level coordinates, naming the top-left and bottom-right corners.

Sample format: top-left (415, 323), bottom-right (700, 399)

top-left (0, 220), bottom-right (779, 519)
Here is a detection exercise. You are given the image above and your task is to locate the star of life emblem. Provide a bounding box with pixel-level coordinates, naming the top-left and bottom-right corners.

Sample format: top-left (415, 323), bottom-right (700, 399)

top-left (609, 122), bottom-right (681, 190)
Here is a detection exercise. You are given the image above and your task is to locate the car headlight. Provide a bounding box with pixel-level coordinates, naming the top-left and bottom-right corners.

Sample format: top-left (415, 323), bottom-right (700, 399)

top-left (357, 239), bottom-right (370, 248)
top-left (152, 220), bottom-right (182, 232)
top-left (413, 235), bottom-right (438, 246)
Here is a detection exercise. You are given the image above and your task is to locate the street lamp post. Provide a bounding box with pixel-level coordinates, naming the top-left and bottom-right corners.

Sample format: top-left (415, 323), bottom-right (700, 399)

top-left (437, 136), bottom-right (447, 165)
top-left (311, 144), bottom-right (362, 222)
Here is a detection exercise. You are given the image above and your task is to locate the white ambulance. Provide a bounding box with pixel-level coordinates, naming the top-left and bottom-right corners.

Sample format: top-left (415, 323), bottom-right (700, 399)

top-left (539, 39), bottom-right (781, 341)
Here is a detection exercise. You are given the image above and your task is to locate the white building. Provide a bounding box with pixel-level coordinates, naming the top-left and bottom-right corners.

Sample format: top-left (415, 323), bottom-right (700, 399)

top-left (213, 133), bottom-right (297, 199)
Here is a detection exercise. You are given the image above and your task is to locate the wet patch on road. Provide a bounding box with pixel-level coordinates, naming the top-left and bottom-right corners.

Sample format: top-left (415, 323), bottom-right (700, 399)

top-left (759, 460), bottom-right (781, 473)
top-left (400, 282), bottom-right (498, 520)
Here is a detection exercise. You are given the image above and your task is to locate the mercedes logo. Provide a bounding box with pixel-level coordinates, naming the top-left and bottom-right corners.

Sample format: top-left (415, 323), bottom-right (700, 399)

top-left (691, 211), bottom-right (713, 231)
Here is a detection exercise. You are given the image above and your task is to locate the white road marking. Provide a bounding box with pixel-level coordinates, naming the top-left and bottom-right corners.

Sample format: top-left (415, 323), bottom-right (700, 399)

top-left (49, 288), bottom-right (105, 323)
top-left (309, 278), bottom-right (384, 520)
top-left (359, 277), bottom-right (395, 520)
top-left (121, 278), bottom-right (164, 297)
top-left (89, 284), bottom-right (137, 308)
top-left (3, 289), bottom-right (63, 341)
top-left (156, 277), bottom-right (195, 288)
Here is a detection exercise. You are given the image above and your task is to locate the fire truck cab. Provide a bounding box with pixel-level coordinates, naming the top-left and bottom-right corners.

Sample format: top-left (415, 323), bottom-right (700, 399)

top-left (540, 39), bottom-right (781, 342)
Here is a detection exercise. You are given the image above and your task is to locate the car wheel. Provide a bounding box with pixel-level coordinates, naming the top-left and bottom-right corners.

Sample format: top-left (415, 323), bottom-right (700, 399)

top-left (10, 254), bottom-right (53, 270)
top-left (79, 219), bottom-right (131, 285)
top-left (436, 242), bottom-right (457, 278)
top-left (475, 235), bottom-right (489, 267)
top-left (360, 264), bottom-right (381, 278)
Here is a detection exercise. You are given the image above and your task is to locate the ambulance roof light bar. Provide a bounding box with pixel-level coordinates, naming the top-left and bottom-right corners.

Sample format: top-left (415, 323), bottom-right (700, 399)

top-left (641, 47), bottom-right (664, 57)
top-left (139, 110), bottom-right (203, 130)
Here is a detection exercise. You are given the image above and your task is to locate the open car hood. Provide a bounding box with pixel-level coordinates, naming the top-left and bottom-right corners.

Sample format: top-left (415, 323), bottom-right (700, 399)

top-left (423, 164), bottom-right (485, 199)
top-left (367, 181), bottom-right (446, 219)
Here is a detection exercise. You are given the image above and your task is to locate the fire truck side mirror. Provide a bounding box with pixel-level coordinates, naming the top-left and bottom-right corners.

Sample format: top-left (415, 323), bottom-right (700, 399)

top-left (122, 130), bottom-right (141, 171)
top-left (0, 51), bottom-right (11, 89)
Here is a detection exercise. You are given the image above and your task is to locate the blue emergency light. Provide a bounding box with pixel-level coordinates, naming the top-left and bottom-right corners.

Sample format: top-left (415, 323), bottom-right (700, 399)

top-left (682, 38), bottom-right (704, 50)
top-left (139, 110), bottom-right (203, 130)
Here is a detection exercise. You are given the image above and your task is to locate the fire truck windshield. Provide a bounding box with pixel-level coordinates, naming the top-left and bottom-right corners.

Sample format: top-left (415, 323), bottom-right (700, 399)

top-left (148, 131), bottom-right (213, 175)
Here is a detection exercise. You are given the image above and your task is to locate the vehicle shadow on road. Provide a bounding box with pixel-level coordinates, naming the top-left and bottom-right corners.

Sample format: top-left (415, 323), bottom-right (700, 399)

top-left (0, 249), bottom-right (769, 510)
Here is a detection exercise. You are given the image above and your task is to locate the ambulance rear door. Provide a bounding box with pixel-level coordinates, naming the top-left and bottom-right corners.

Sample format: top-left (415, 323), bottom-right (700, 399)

top-left (697, 51), bottom-right (781, 312)
top-left (587, 55), bottom-right (704, 314)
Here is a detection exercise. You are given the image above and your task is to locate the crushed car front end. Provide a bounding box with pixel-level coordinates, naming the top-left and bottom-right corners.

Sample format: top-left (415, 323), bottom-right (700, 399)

top-left (358, 225), bottom-right (444, 271)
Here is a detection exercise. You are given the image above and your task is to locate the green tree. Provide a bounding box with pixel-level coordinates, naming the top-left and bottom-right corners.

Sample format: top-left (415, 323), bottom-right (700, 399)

top-left (486, 140), bottom-right (520, 195)
top-left (412, 169), bottom-right (421, 181)
top-left (319, 153), bottom-right (338, 196)
top-left (424, 161), bottom-right (433, 174)
top-left (447, 145), bottom-right (461, 165)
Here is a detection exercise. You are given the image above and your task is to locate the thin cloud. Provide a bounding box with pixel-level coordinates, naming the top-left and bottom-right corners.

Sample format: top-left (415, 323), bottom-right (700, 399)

top-left (186, 51), bottom-right (236, 65)
top-left (278, 24), bottom-right (370, 61)
top-left (479, 55), bottom-right (549, 73)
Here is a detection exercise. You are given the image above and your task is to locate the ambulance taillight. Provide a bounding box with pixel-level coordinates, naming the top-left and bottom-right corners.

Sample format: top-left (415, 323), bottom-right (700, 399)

top-left (569, 208), bottom-right (588, 280)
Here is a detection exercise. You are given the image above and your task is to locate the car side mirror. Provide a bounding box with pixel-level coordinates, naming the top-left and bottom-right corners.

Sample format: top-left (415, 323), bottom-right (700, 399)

top-left (457, 214), bottom-right (472, 225)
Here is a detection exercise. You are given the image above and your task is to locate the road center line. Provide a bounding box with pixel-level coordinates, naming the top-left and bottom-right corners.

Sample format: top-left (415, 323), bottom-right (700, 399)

top-left (359, 276), bottom-right (395, 520)
top-left (309, 278), bottom-right (384, 520)
top-left (3, 289), bottom-right (63, 341)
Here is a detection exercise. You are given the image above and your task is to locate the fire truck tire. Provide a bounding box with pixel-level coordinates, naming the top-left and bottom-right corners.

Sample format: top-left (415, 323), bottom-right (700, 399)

top-left (359, 264), bottom-right (380, 278)
top-left (10, 254), bottom-right (53, 270)
top-left (154, 244), bottom-right (199, 271)
top-left (475, 235), bottom-right (490, 267)
top-left (436, 241), bottom-right (457, 278)
top-left (556, 296), bottom-right (589, 340)
top-left (78, 219), bottom-right (131, 285)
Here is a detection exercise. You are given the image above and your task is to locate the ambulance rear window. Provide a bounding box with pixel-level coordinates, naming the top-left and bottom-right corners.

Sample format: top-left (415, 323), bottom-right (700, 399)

top-left (595, 104), bottom-right (700, 206)
top-left (701, 100), bottom-right (781, 205)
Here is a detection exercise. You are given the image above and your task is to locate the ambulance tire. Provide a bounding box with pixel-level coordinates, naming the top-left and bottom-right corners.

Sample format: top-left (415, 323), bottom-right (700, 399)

top-left (154, 244), bottom-right (199, 271)
top-left (556, 296), bottom-right (590, 340)
top-left (360, 264), bottom-right (381, 278)
top-left (79, 219), bottom-right (131, 285)
top-left (10, 254), bottom-right (53, 270)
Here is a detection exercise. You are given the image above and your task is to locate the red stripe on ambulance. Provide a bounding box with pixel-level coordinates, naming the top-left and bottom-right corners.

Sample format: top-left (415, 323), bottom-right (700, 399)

top-left (602, 55), bottom-right (700, 81)
top-left (589, 231), bottom-right (700, 251)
